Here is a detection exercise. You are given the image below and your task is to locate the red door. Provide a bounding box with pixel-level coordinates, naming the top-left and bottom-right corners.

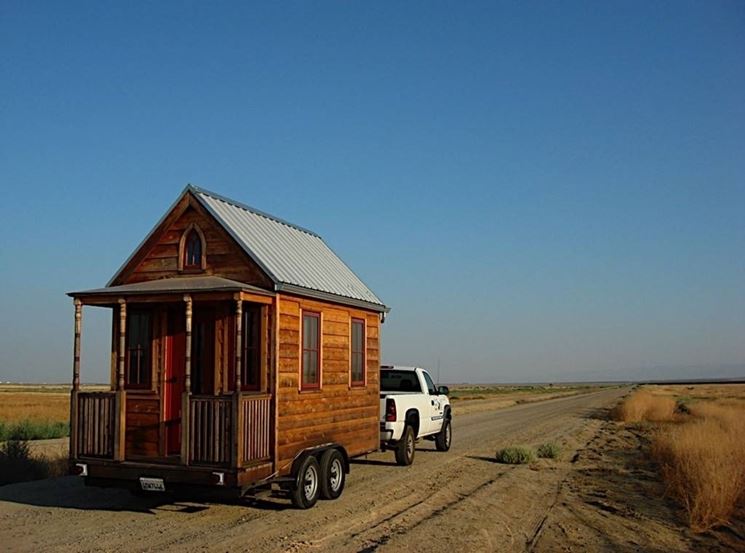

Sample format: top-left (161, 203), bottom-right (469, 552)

top-left (164, 313), bottom-right (185, 455)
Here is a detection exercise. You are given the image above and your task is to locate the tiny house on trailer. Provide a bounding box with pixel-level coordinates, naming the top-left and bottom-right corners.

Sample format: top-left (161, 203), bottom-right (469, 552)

top-left (68, 185), bottom-right (389, 508)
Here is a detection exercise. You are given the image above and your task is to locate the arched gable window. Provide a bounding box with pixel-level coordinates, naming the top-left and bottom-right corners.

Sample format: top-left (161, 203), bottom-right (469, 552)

top-left (179, 224), bottom-right (206, 271)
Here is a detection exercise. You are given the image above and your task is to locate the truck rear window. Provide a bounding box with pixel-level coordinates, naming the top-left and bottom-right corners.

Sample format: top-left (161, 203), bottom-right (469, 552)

top-left (380, 370), bottom-right (422, 393)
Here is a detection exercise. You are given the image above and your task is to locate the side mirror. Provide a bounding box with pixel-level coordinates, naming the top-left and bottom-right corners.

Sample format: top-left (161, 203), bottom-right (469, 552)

top-left (437, 385), bottom-right (449, 396)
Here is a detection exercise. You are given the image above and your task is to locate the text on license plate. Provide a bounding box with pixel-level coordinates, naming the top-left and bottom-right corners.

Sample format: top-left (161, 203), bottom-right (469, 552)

top-left (139, 477), bottom-right (165, 492)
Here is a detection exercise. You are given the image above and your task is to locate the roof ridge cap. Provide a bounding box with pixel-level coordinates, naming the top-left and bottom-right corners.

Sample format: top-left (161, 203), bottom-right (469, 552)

top-left (189, 184), bottom-right (321, 238)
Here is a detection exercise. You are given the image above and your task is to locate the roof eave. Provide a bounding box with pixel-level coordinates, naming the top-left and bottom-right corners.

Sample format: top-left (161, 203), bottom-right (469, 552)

top-left (105, 185), bottom-right (196, 287)
top-left (275, 283), bottom-right (390, 313)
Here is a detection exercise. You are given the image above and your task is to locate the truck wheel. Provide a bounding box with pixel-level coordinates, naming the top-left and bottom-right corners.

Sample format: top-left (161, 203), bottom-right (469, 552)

top-left (435, 419), bottom-right (452, 451)
top-left (291, 455), bottom-right (321, 509)
top-left (319, 448), bottom-right (346, 500)
top-left (395, 425), bottom-right (416, 466)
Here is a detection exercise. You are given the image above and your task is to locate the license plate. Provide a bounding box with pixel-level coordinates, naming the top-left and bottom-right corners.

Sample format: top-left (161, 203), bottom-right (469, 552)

top-left (139, 477), bottom-right (165, 492)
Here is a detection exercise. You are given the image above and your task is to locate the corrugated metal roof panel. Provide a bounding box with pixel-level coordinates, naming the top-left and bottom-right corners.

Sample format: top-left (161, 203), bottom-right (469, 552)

top-left (193, 188), bottom-right (387, 311)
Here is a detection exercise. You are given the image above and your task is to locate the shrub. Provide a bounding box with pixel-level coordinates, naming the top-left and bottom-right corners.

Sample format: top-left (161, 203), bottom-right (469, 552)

top-left (0, 419), bottom-right (69, 441)
top-left (0, 439), bottom-right (68, 485)
top-left (536, 442), bottom-right (561, 459)
top-left (651, 403), bottom-right (745, 532)
top-left (495, 446), bottom-right (535, 464)
top-left (614, 391), bottom-right (676, 423)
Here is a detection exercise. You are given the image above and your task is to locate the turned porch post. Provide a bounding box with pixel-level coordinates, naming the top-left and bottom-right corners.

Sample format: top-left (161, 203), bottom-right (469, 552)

top-left (114, 299), bottom-right (127, 461)
top-left (235, 299), bottom-right (243, 390)
top-left (181, 294), bottom-right (193, 464)
top-left (72, 299), bottom-right (83, 390)
top-left (69, 299), bottom-right (83, 460)
top-left (184, 295), bottom-right (193, 392)
top-left (233, 298), bottom-right (243, 468)
top-left (117, 299), bottom-right (127, 390)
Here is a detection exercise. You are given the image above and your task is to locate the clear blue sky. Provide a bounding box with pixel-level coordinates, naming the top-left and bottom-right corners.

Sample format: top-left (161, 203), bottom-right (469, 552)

top-left (1, 1), bottom-right (744, 383)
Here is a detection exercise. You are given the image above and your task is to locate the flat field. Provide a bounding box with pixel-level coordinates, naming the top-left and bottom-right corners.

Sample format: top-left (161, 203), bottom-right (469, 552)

top-left (0, 384), bottom-right (107, 424)
top-left (0, 383), bottom-right (742, 552)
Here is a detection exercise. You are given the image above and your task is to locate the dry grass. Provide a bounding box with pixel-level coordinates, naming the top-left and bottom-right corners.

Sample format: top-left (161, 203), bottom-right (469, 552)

top-left (614, 390), bottom-right (677, 423)
top-left (0, 390), bottom-right (74, 441)
top-left (0, 392), bottom-right (70, 424)
top-left (651, 401), bottom-right (745, 532)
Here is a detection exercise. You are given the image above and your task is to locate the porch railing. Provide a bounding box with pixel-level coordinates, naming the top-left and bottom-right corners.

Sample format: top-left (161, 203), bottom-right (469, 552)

top-left (241, 395), bottom-right (271, 463)
top-left (188, 396), bottom-right (232, 466)
top-left (76, 392), bottom-right (116, 458)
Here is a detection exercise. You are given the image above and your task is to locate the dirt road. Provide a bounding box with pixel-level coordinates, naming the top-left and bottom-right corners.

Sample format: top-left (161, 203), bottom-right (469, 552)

top-left (0, 387), bottom-right (627, 552)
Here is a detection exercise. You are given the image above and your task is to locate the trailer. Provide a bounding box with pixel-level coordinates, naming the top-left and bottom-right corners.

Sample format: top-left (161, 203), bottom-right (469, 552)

top-left (67, 185), bottom-right (389, 508)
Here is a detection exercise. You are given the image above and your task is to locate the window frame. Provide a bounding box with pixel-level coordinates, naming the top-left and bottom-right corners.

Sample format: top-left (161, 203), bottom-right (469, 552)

top-left (300, 311), bottom-right (321, 391)
top-left (178, 223), bottom-right (206, 272)
top-left (125, 309), bottom-right (153, 390)
top-left (422, 371), bottom-right (438, 395)
top-left (350, 317), bottom-right (366, 387)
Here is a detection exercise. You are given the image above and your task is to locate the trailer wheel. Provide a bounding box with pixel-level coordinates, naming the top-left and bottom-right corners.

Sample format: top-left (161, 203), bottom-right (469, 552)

top-left (291, 455), bottom-right (321, 509)
top-left (395, 425), bottom-right (415, 466)
top-left (435, 418), bottom-right (452, 451)
top-left (319, 448), bottom-right (346, 500)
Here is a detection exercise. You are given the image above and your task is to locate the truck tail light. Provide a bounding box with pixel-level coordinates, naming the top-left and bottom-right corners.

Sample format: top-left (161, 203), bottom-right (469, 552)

top-left (385, 398), bottom-right (397, 422)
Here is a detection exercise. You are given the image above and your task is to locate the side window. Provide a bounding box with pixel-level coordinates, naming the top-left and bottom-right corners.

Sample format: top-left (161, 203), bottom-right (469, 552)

top-left (350, 318), bottom-right (365, 386)
top-left (422, 371), bottom-right (437, 395)
top-left (301, 311), bottom-right (321, 389)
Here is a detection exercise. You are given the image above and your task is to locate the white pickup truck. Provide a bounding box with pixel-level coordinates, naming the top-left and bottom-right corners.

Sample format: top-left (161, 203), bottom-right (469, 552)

top-left (379, 365), bottom-right (452, 465)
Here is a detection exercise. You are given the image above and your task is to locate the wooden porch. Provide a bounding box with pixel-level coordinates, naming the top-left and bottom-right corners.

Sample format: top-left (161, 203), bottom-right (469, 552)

top-left (68, 277), bottom-right (276, 472)
top-left (72, 391), bottom-right (270, 468)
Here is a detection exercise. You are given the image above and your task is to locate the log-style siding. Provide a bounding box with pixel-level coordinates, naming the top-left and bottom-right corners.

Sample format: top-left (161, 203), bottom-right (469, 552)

top-left (125, 395), bottom-right (160, 457)
top-left (275, 294), bottom-right (380, 475)
top-left (116, 197), bottom-right (272, 289)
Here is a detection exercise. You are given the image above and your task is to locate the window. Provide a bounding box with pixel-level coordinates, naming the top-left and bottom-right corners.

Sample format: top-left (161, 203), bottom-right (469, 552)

top-left (242, 305), bottom-right (261, 390)
top-left (301, 312), bottom-right (320, 389)
top-left (126, 311), bottom-right (152, 388)
top-left (351, 318), bottom-right (365, 386)
top-left (380, 369), bottom-right (422, 393)
top-left (422, 371), bottom-right (437, 395)
top-left (183, 228), bottom-right (203, 269)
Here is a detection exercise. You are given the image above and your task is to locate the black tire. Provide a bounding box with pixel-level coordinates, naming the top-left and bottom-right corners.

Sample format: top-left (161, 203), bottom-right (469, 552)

top-left (291, 455), bottom-right (321, 509)
top-left (435, 418), bottom-right (452, 451)
top-left (395, 425), bottom-right (416, 466)
top-left (319, 448), bottom-right (346, 500)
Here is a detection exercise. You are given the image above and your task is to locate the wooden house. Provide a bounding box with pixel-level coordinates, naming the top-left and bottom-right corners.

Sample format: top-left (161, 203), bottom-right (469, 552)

top-left (68, 185), bottom-right (389, 507)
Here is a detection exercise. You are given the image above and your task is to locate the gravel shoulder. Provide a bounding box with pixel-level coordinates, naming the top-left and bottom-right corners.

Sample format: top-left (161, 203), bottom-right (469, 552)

top-left (1, 387), bottom-right (640, 552)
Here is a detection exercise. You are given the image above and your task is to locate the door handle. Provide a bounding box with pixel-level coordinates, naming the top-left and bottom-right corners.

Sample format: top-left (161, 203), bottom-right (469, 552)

top-left (431, 400), bottom-right (435, 405)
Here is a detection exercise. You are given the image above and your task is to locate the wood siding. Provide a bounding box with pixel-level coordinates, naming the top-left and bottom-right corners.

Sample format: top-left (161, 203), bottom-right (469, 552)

top-left (275, 293), bottom-right (380, 475)
top-left (125, 394), bottom-right (160, 457)
top-left (116, 196), bottom-right (272, 289)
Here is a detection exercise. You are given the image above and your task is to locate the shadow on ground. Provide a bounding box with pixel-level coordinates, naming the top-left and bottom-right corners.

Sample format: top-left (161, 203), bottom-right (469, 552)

top-left (0, 475), bottom-right (292, 514)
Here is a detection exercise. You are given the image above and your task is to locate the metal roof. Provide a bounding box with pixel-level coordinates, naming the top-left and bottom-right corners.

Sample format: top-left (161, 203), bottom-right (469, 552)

top-left (69, 276), bottom-right (274, 298)
top-left (192, 186), bottom-right (388, 312)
